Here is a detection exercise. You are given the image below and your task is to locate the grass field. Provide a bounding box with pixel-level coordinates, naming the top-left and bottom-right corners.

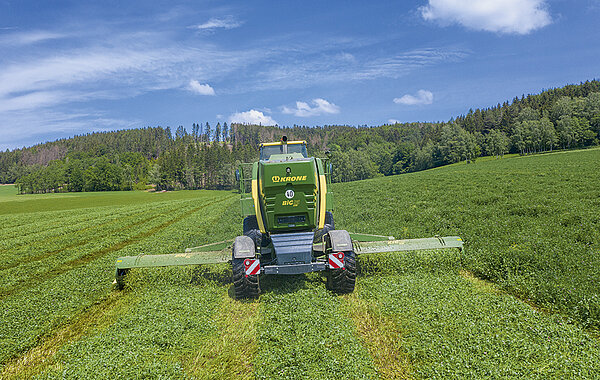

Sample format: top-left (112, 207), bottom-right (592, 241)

top-left (1, 148), bottom-right (599, 379)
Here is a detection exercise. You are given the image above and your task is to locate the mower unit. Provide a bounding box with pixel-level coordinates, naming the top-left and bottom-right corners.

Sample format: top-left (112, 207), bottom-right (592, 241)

top-left (115, 137), bottom-right (463, 298)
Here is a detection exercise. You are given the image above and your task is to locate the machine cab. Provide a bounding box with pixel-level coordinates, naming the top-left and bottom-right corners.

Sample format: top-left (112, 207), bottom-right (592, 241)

top-left (259, 138), bottom-right (308, 161)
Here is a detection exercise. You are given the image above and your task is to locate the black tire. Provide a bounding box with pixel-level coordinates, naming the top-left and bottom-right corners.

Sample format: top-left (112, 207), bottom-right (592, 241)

top-left (313, 212), bottom-right (335, 243)
top-left (115, 268), bottom-right (129, 290)
top-left (325, 211), bottom-right (335, 229)
top-left (243, 215), bottom-right (259, 234)
top-left (232, 258), bottom-right (260, 299)
top-left (243, 216), bottom-right (263, 247)
top-left (326, 250), bottom-right (356, 294)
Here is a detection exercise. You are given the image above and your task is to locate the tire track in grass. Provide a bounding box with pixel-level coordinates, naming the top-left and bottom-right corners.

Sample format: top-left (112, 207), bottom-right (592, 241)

top-left (357, 271), bottom-right (600, 378)
top-left (0, 201), bottom-right (178, 256)
top-left (27, 271), bottom-right (227, 379)
top-left (0, 204), bottom-right (183, 291)
top-left (0, 290), bottom-right (138, 379)
top-left (343, 293), bottom-right (414, 379)
top-left (0, 196), bottom-right (229, 301)
top-left (183, 291), bottom-right (259, 379)
top-left (0, 211), bottom-right (164, 271)
top-left (0, 199), bottom-right (188, 271)
top-left (459, 269), bottom-right (558, 316)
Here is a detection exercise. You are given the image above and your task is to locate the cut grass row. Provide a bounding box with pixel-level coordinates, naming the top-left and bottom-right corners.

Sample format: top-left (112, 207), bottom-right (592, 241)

top-left (0, 191), bottom-right (237, 367)
top-left (0, 199), bottom-right (223, 299)
top-left (0, 200), bottom-right (189, 260)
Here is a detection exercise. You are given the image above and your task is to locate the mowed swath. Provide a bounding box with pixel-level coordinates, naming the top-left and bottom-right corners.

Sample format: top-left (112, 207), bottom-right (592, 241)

top-left (1, 148), bottom-right (599, 378)
top-left (0, 190), bottom-right (238, 366)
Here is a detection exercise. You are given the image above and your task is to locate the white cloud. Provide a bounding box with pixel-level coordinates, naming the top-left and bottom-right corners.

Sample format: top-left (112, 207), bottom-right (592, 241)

top-left (228, 109), bottom-right (277, 125)
top-left (192, 16), bottom-right (242, 31)
top-left (0, 24), bottom-right (469, 149)
top-left (394, 90), bottom-right (434, 105)
top-left (188, 80), bottom-right (215, 95)
top-left (0, 30), bottom-right (65, 46)
top-left (282, 98), bottom-right (340, 117)
top-left (388, 119), bottom-right (401, 124)
top-left (420, 0), bottom-right (551, 34)
top-left (244, 46), bottom-right (468, 92)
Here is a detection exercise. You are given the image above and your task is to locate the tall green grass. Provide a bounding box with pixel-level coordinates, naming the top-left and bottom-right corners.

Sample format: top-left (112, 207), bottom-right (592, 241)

top-left (334, 148), bottom-right (600, 328)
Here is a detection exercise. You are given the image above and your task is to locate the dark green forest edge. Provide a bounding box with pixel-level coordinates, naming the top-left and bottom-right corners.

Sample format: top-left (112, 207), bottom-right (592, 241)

top-left (2, 80), bottom-right (600, 194)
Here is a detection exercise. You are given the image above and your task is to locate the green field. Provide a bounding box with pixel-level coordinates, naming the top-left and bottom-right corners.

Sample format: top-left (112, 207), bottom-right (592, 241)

top-left (1, 149), bottom-right (599, 379)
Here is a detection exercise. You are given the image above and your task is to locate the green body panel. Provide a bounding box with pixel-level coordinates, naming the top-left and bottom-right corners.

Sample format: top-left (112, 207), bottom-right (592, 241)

top-left (259, 157), bottom-right (319, 232)
top-left (237, 143), bottom-right (334, 228)
top-left (240, 197), bottom-right (254, 216)
top-left (116, 250), bottom-right (229, 269)
top-left (239, 163), bottom-right (254, 218)
top-left (353, 236), bottom-right (463, 254)
top-left (348, 232), bottom-right (395, 241)
top-left (326, 192), bottom-right (334, 211)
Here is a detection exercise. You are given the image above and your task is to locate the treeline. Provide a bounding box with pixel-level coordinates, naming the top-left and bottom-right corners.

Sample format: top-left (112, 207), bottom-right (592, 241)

top-left (1, 80), bottom-right (599, 193)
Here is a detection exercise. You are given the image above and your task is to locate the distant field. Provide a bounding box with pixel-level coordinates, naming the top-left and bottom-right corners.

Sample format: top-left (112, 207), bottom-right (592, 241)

top-left (1, 149), bottom-right (599, 379)
top-left (0, 185), bottom-right (17, 200)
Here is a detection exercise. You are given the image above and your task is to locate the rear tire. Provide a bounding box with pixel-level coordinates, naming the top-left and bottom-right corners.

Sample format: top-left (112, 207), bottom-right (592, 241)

top-left (232, 258), bottom-right (260, 299)
top-left (243, 215), bottom-right (270, 247)
top-left (326, 250), bottom-right (356, 294)
top-left (314, 211), bottom-right (335, 243)
top-left (325, 211), bottom-right (334, 229)
top-left (243, 215), bottom-right (262, 246)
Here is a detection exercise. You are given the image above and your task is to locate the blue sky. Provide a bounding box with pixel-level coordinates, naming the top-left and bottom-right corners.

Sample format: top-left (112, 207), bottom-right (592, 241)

top-left (1, 0), bottom-right (599, 150)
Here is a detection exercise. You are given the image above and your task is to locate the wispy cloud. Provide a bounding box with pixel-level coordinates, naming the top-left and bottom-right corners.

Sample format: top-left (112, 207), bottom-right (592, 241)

top-left (0, 37), bottom-right (258, 107)
top-left (420, 0), bottom-right (552, 35)
top-left (188, 80), bottom-right (215, 95)
top-left (394, 90), bottom-right (434, 105)
top-left (282, 98), bottom-right (340, 117)
top-left (0, 30), bottom-right (65, 46)
top-left (228, 109), bottom-right (277, 125)
top-left (191, 16), bottom-right (242, 31)
top-left (243, 46), bottom-right (468, 92)
top-left (0, 23), bottom-right (466, 149)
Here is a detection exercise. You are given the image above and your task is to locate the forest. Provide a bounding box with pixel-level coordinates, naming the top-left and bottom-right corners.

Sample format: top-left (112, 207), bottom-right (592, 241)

top-left (1, 80), bottom-right (599, 194)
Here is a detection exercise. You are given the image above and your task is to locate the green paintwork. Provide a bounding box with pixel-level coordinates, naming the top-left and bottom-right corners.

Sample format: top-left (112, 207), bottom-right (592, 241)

top-left (260, 157), bottom-right (319, 232)
top-left (237, 141), bottom-right (333, 232)
top-left (353, 236), bottom-right (464, 254)
top-left (348, 232), bottom-right (395, 241)
top-left (185, 240), bottom-right (233, 253)
top-left (116, 250), bottom-right (230, 269)
top-left (114, 235), bottom-right (463, 270)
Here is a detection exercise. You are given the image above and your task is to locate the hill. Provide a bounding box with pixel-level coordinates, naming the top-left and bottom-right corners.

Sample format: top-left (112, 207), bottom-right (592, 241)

top-left (1, 147), bottom-right (599, 378)
top-left (1, 80), bottom-right (599, 194)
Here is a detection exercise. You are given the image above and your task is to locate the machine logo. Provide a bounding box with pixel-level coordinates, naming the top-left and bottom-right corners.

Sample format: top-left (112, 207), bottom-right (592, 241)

top-left (285, 189), bottom-right (295, 199)
top-left (272, 175), bottom-right (307, 183)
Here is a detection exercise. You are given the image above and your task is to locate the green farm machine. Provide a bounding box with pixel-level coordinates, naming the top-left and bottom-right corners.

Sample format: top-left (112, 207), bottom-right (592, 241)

top-left (115, 137), bottom-right (463, 298)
